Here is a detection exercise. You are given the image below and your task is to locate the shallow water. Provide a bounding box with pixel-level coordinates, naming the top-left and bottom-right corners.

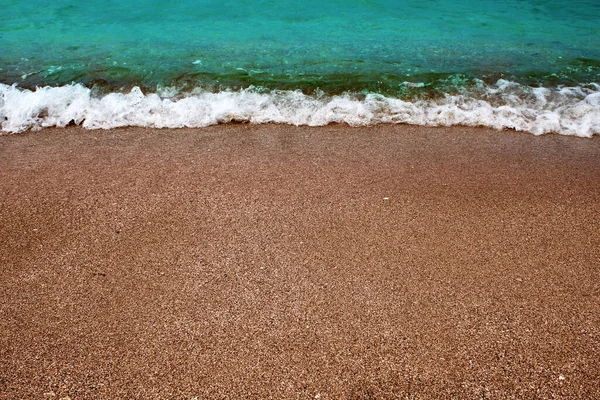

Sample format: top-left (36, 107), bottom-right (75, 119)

top-left (1, 0), bottom-right (599, 135)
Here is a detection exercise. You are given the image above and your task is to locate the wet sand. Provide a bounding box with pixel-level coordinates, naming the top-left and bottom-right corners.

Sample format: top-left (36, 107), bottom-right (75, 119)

top-left (1, 124), bottom-right (599, 399)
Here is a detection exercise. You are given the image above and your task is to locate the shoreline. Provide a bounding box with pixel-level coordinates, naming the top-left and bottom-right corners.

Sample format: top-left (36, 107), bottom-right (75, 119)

top-left (2, 81), bottom-right (600, 137)
top-left (1, 124), bottom-right (599, 398)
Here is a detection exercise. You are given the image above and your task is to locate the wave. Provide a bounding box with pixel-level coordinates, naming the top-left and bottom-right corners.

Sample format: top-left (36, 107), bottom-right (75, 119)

top-left (1, 80), bottom-right (599, 137)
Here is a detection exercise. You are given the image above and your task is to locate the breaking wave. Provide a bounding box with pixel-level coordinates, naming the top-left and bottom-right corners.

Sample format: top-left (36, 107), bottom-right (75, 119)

top-left (1, 80), bottom-right (599, 137)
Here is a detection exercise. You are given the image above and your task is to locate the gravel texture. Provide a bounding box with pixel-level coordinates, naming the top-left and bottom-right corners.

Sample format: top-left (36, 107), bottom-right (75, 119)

top-left (1, 125), bottom-right (599, 399)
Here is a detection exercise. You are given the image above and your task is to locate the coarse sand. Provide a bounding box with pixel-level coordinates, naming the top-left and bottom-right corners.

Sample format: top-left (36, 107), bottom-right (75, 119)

top-left (1, 124), bottom-right (599, 399)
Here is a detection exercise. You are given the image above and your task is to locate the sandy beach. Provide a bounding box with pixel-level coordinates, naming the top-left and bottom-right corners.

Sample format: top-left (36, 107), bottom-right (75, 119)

top-left (1, 124), bottom-right (599, 399)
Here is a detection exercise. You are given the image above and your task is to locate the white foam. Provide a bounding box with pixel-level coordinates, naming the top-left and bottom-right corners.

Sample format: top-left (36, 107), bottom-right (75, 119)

top-left (1, 81), bottom-right (599, 137)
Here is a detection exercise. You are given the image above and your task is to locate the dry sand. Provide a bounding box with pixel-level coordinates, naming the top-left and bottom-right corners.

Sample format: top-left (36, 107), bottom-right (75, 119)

top-left (1, 124), bottom-right (599, 399)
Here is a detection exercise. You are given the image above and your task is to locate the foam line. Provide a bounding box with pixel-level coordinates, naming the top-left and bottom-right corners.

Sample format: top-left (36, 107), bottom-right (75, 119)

top-left (1, 81), bottom-right (599, 137)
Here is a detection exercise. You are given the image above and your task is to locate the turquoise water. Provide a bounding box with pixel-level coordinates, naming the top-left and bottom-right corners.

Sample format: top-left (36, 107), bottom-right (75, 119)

top-left (1, 0), bottom-right (600, 135)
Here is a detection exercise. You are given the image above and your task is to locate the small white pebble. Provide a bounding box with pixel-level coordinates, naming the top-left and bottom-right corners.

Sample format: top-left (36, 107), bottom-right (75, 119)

top-left (559, 375), bottom-right (566, 381)
top-left (315, 394), bottom-right (321, 399)
top-left (383, 197), bottom-right (389, 201)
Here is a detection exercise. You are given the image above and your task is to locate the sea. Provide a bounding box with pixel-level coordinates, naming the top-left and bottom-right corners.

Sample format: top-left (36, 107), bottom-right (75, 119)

top-left (1, 0), bottom-right (599, 136)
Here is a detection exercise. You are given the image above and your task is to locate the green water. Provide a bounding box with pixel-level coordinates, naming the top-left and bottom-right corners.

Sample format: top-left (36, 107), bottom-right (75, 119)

top-left (2, 0), bottom-right (600, 95)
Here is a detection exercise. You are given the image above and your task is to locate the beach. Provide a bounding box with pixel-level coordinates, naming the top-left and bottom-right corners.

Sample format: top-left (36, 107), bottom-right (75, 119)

top-left (1, 124), bottom-right (599, 398)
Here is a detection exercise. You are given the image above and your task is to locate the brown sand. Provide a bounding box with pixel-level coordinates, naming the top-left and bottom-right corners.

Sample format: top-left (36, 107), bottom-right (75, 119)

top-left (1, 124), bottom-right (599, 399)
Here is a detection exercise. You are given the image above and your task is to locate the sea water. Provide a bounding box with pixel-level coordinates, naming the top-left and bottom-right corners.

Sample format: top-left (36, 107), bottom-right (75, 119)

top-left (1, 0), bottom-right (599, 136)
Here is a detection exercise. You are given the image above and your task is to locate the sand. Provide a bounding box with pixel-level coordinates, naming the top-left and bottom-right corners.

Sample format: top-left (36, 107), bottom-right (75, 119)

top-left (1, 124), bottom-right (599, 399)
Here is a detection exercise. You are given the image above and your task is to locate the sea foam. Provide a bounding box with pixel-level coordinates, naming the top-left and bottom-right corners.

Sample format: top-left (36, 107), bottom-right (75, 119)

top-left (1, 81), bottom-right (599, 137)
